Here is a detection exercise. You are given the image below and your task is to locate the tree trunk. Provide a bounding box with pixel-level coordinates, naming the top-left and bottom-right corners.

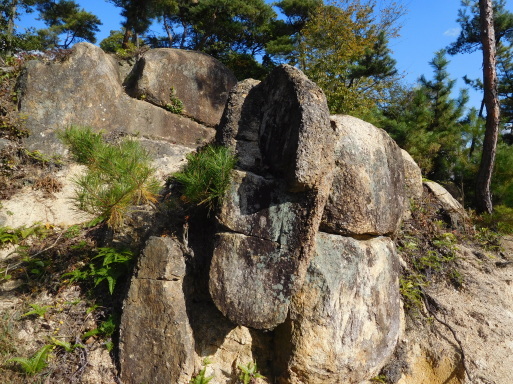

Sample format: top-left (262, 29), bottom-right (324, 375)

top-left (475, 0), bottom-right (501, 214)
top-left (6, 0), bottom-right (18, 56)
top-left (163, 15), bottom-right (173, 47)
top-left (122, 28), bottom-right (132, 49)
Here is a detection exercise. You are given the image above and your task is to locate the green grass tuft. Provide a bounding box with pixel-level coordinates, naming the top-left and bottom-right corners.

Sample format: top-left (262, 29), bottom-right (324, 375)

top-left (173, 145), bottom-right (236, 211)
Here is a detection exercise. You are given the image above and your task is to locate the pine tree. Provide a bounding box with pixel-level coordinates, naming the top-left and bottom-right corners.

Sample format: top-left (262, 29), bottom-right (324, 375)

top-left (295, 0), bottom-right (404, 116)
top-left (419, 50), bottom-right (469, 181)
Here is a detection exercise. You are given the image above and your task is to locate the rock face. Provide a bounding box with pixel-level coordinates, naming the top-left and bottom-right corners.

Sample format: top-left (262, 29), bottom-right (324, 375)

top-left (424, 181), bottom-right (468, 228)
top-left (401, 149), bottom-right (423, 201)
top-left (119, 235), bottom-right (275, 384)
top-left (125, 48), bottom-right (237, 127)
top-left (119, 237), bottom-right (195, 384)
top-left (209, 65), bottom-right (335, 330)
top-left (282, 233), bottom-right (402, 384)
top-left (321, 115), bottom-right (405, 236)
top-left (17, 43), bottom-right (220, 155)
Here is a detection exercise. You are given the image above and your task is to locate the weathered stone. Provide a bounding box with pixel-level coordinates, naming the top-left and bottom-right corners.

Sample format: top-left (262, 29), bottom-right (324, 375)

top-left (210, 65), bottom-right (335, 330)
top-left (258, 65), bottom-right (333, 192)
top-left (279, 233), bottom-right (402, 384)
top-left (402, 149), bottom-right (423, 201)
top-left (218, 170), bottom-right (306, 244)
top-left (216, 65), bottom-right (334, 190)
top-left (210, 232), bottom-right (295, 330)
top-left (17, 43), bottom-right (214, 155)
top-left (119, 236), bottom-right (195, 384)
top-left (215, 79), bottom-right (263, 172)
top-left (321, 115), bottom-right (405, 236)
top-left (211, 167), bottom-right (334, 329)
top-left (188, 301), bottom-right (274, 383)
top-left (126, 48), bottom-right (237, 127)
top-left (424, 181), bottom-right (469, 229)
top-left (401, 149), bottom-right (424, 220)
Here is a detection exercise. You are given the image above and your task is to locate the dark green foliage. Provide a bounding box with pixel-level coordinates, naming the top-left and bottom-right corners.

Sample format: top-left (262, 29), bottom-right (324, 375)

top-left (173, 145), bottom-right (236, 211)
top-left (447, 0), bottom-right (513, 55)
top-left (59, 126), bottom-right (160, 229)
top-left (377, 50), bottom-right (469, 180)
top-left (82, 313), bottom-right (117, 339)
top-left (1, 0), bottom-right (101, 53)
top-left (35, 0), bottom-right (102, 48)
top-left (63, 247), bottom-right (133, 295)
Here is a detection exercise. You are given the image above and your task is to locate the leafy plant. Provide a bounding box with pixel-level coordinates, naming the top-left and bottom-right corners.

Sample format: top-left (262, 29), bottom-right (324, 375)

top-left (59, 126), bottom-right (160, 229)
top-left (0, 227), bottom-right (19, 246)
top-left (173, 145), bottom-right (236, 211)
top-left (238, 361), bottom-right (264, 384)
top-left (89, 247), bottom-right (133, 294)
top-left (63, 247), bottom-right (133, 294)
top-left (0, 224), bottom-right (52, 247)
top-left (7, 344), bottom-right (52, 375)
top-left (164, 87), bottom-right (184, 114)
top-left (21, 304), bottom-right (53, 319)
top-left (82, 313), bottom-right (118, 351)
top-left (190, 358), bottom-right (213, 384)
top-left (399, 275), bottom-right (425, 313)
top-left (49, 337), bottom-right (84, 353)
top-left (370, 375), bottom-right (388, 383)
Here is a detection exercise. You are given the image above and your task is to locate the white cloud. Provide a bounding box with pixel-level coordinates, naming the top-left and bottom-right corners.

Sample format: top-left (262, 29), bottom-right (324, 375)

top-left (444, 28), bottom-right (461, 37)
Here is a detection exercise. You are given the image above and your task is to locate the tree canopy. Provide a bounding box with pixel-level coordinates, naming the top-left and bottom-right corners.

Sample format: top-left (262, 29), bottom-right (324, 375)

top-left (0, 0), bottom-right (101, 52)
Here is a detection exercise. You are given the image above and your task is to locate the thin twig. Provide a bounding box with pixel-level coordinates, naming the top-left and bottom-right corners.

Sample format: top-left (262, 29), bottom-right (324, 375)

top-left (31, 230), bottom-right (65, 258)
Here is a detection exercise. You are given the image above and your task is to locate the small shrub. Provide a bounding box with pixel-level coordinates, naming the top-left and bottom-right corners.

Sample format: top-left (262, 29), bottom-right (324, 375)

top-left (238, 361), bottom-right (264, 384)
top-left (8, 344), bottom-right (52, 376)
top-left (478, 205), bottom-right (513, 234)
top-left (82, 313), bottom-right (118, 351)
top-left (59, 126), bottom-right (160, 228)
top-left (399, 275), bottom-right (425, 313)
top-left (173, 145), bottom-right (236, 211)
top-left (190, 358), bottom-right (213, 384)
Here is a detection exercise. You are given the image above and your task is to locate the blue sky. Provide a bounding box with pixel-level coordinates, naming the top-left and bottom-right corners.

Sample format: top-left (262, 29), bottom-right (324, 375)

top-left (17, 0), bottom-right (513, 112)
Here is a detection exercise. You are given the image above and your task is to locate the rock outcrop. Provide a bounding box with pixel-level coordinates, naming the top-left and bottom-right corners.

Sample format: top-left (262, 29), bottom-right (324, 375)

top-left (321, 115), bottom-right (405, 236)
top-left (119, 64), bottom-right (406, 383)
top-left (5, 43), bottom-right (513, 384)
top-left (119, 235), bottom-right (275, 384)
top-left (16, 43), bottom-right (236, 155)
top-left (119, 237), bottom-right (195, 384)
top-left (284, 234), bottom-right (401, 384)
top-left (424, 181), bottom-right (469, 229)
top-left (209, 65), bottom-right (335, 330)
top-left (125, 48), bottom-right (237, 127)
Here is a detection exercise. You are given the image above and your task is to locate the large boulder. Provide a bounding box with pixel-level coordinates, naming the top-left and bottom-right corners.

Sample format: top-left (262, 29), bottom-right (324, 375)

top-left (321, 115), bottom-right (405, 236)
top-left (209, 65), bottom-right (335, 330)
top-left (125, 48), bottom-right (237, 127)
top-left (278, 233), bottom-right (402, 384)
top-left (17, 43), bottom-right (215, 155)
top-left (119, 236), bottom-right (274, 384)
